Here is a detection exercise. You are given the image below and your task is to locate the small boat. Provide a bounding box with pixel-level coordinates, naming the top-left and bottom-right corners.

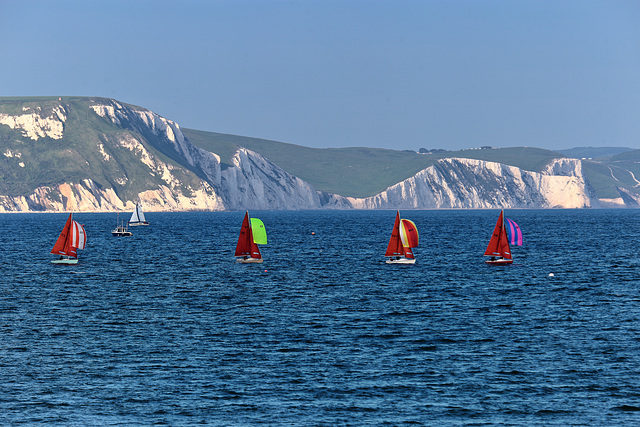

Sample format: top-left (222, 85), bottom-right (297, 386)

top-left (112, 223), bottom-right (132, 237)
top-left (385, 210), bottom-right (419, 264)
top-left (112, 213), bottom-right (133, 236)
top-left (51, 213), bottom-right (86, 264)
top-left (484, 209), bottom-right (522, 265)
top-left (235, 211), bottom-right (267, 263)
top-left (112, 225), bottom-right (132, 237)
top-left (128, 202), bottom-right (149, 226)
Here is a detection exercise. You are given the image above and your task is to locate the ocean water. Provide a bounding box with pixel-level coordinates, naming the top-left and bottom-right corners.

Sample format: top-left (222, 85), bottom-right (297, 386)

top-left (2, 209), bottom-right (640, 425)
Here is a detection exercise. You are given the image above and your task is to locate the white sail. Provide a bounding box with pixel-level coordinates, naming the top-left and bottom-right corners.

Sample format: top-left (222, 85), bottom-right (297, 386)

top-left (129, 203), bottom-right (148, 225)
top-left (136, 204), bottom-right (146, 222)
top-left (129, 206), bottom-right (140, 223)
top-left (73, 220), bottom-right (86, 249)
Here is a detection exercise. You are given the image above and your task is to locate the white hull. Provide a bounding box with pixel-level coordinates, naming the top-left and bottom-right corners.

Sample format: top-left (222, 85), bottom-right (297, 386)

top-left (386, 257), bottom-right (416, 264)
top-left (128, 222), bottom-right (149, 226)
top-left (485, 258), bottom-right (513, 265)
top-left (51, 258), bottom-right (78, 264)
top-left (112, 225), bottom-right (132, 236)
top-left (236, 257), bottom-right (263, 264)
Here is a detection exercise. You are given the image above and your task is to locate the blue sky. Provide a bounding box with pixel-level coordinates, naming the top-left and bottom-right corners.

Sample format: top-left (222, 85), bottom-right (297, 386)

top-left (1, 0), bottom-right (638, 151)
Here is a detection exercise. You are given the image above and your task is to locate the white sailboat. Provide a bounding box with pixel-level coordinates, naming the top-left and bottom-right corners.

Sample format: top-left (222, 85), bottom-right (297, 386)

top-left (128, 202), bottom-right (149, 226)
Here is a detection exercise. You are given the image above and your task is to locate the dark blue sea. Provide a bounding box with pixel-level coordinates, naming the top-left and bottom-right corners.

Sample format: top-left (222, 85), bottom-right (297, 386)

top-left (2, 209), bottom-right (640, 425)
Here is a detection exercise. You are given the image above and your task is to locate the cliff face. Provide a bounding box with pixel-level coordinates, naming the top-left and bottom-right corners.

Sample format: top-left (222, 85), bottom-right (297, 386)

top-left (0, 99), bottom-right (350, 212)
top-left (0, 104), bottom-right (67, 140)
top-left (219, 148), bottom-right (351, 210)
top-left (0, 97), bottom-right (627, 212)
top-left (349, 158), bottom-right (598, 209)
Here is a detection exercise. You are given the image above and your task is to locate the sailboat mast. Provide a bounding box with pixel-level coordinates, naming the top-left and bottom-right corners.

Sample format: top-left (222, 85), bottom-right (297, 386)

top-left (501, 210), bottom-right (511, 257)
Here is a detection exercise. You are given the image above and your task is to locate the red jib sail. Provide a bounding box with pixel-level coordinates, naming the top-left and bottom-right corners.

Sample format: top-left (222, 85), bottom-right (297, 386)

top-left (234, 211), bottom-right (262, 259)
top-left (484, 210), bottom-right (511, 260)
top-left (385, 211), bottom-right (418, 259)
top-left (51, 213), bottom-right (86, 259)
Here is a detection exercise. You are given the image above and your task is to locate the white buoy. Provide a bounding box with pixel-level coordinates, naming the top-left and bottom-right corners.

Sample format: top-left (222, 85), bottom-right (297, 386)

top-left (548, 273), bottom-right (554, 277)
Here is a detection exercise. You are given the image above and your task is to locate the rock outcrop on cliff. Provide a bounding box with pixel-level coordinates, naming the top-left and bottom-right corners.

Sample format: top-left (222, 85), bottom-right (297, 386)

top-left (0, 98), bottom-right (350, 212)
top-left (0, 97), bottom-right (633, 212)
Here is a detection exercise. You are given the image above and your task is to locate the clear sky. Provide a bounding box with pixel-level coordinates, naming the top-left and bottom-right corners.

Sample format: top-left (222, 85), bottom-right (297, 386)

top-left (1, 0), bottom-right (638, 151)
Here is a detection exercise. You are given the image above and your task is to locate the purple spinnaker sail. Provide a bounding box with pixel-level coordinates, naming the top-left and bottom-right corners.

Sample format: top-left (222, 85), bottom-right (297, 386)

top-left (506, 218), bottom-right (522, 246)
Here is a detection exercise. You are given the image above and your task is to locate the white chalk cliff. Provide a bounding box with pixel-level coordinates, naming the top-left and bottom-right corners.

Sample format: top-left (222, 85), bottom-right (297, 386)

top-left (0, 99), bottom-right (350, 212)
top-left (0, 105), bottom-right (67, 140)
top-left (349, 158), bottom-right (598, 209)
top-left (0, 98), bottom-right (616, 212)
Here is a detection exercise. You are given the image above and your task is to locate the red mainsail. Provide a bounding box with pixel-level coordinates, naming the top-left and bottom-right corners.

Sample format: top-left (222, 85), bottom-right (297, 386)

top-left (385, 211), bottom-right (403, 257)
top-left (484, 210), bottom-right (512, 259)
top-left (234, 211), bottom-right (262, 259)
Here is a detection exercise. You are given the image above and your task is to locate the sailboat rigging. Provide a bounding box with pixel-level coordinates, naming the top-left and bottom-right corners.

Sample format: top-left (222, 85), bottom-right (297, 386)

top-left (51, 213), bottom-right (87, 264)
top-left (385, 210), bottom-right (419, 264)
top-left (484, 210), bottom-right (522, 265)
top-left (128, 202), bottom-right (149, 226)
top-left (235, 211), bottom-right (267, 263)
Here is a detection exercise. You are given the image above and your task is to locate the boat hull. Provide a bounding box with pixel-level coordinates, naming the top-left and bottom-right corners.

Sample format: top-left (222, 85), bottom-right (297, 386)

top-left (51, 258), bottom-right (78, 264)
top-left (485, 258), bottom-right (513, 265)
top-left (112, 226), bottom-right (133, 236)
top-left (236, 257), bottom-right (263, 264)
top-left (128, 222), bottom-right (149, 226)
top-left (386, 257), bottom-right (416, 264)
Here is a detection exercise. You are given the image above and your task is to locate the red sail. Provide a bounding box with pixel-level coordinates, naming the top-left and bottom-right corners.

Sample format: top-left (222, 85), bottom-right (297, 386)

top-left (484, 210), bottom-right (512, 259)
top-left (51, 213), bottom-right (74, 257)
top-left (400, 219), bottom-right (419, 248)
top-left (249, 228), bottom-right (262, 259)
top-left (51, 214), bottom-right (86, 259)
top-left (385, 211), bottom-right (403, 257)
top-left (235, 212), bottom-right (252, 257)
top-left (235, 211), bottom-right (262, 259)
top-left (402, 245), bottom-right (415, 259)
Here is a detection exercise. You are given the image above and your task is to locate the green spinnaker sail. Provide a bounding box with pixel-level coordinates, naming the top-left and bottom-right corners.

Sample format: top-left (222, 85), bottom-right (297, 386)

top-left (250, 218), bottom-right (267, 244)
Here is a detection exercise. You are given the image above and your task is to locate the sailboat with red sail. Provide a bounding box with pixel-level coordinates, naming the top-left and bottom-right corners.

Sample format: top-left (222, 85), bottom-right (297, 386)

top-left (484, 209), bottom-right (522, 265)
top-left (385, 210), bottom-right (419, 264)
top-left (235, 211), bottom-right (267, 263)
top-left (51, 213), bottom-right (87, 264)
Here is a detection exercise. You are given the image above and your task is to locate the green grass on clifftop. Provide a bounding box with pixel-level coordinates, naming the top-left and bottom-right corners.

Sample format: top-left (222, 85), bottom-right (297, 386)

top-left (184, 129), bottom-right (564, 198)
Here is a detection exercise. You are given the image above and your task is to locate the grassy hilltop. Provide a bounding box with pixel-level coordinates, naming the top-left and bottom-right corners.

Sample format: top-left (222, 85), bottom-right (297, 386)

top-left (184, 129), bottom-right (564, 198)
top-left (1, 96), bottom-right (638, 202)
top-left (0, 96), bottom-right (204, 201)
